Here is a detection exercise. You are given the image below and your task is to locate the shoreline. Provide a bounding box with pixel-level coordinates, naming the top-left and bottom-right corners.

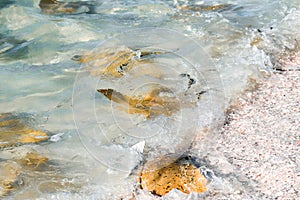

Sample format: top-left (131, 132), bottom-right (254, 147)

top-left (203, 68), bottom-right (299, 199)
top-left (132, 54), bottom-right (299, 199)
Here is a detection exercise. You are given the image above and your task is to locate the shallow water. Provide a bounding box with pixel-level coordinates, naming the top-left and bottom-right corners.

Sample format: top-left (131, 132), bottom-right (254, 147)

top-left (0, 0), bottom-right (300, 199)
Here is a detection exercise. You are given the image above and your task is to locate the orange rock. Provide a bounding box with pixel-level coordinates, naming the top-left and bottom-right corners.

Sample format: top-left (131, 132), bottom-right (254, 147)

top-left (140, 160), bottom-right (207, 196)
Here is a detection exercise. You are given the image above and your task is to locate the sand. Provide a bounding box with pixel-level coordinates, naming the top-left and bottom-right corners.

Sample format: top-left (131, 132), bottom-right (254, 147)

top-left (201, 68), bottom-right (299, 199)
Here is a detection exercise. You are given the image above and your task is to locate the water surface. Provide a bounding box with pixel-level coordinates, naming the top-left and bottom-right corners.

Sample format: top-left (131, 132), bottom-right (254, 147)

top-left (0, 0), bottom-right (300, 199)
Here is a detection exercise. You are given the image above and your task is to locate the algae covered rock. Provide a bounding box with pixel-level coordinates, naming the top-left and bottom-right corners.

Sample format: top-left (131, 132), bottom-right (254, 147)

top-left (0, 113), bottom-right (48, 149)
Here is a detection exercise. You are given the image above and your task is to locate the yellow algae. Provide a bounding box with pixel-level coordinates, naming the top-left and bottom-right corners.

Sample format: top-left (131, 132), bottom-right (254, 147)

top-left (0, 113), bottom-right (48, 148)
top-left (97, 87), bottom-right (180, 118)
top-left (73, 46), bottom-right (165, 78)
top-left (140, 161), bottom-right (207, 196)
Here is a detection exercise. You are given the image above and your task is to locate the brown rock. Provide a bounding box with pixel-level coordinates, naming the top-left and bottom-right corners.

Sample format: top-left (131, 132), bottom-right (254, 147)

top-left (97, 87), bottom-right (180, 118)
top-left (140, 158), bottom-right (207, 196)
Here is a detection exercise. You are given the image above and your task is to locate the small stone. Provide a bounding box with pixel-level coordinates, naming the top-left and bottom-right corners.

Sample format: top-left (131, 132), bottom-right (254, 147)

top-left (49, 133), bottom-right (64, 142)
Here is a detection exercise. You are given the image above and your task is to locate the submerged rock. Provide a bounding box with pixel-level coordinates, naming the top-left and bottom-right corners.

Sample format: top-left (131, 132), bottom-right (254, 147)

top-left (0, 113), bottom-right (81, 197)
top-left (0, 0), bottom-right (15, 9)
top-left (140, 156), bottom-right (207, 196)
top-left (39, 0), bottom-right (97, 15)
top-left (0, 113), bottom-right (48, 149)
top-left (0, 152), bottom-right (50, 197)
top-left (97, 87), bottom-right (180, 118)
top-left (0, 35), bottom-right (30, 61)
top-left (177, 4), bottom-right (233, 12)
top-left (17, 152), bottom-right (49, 170)
top-left (0, 160), bottom-right (21, 197)
top-left (73, 46), bottom-right (165, 78)
top-left (0, 151), bottom-right (79, 198)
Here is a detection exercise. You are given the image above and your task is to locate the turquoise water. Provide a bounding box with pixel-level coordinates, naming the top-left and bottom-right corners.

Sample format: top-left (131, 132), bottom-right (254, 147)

top-left (1, 0), bottom-right (300, 199)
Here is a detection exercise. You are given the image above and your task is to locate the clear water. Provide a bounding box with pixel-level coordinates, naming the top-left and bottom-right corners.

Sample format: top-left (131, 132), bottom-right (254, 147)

top-left (0, 0), bottom-right (300, 199)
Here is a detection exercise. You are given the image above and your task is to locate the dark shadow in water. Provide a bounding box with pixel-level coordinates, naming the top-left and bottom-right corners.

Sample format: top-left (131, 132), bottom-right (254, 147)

top-left (0, 0), bottom-right (15, 9)
top-left (0, 34), bottom-right (30, 61)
